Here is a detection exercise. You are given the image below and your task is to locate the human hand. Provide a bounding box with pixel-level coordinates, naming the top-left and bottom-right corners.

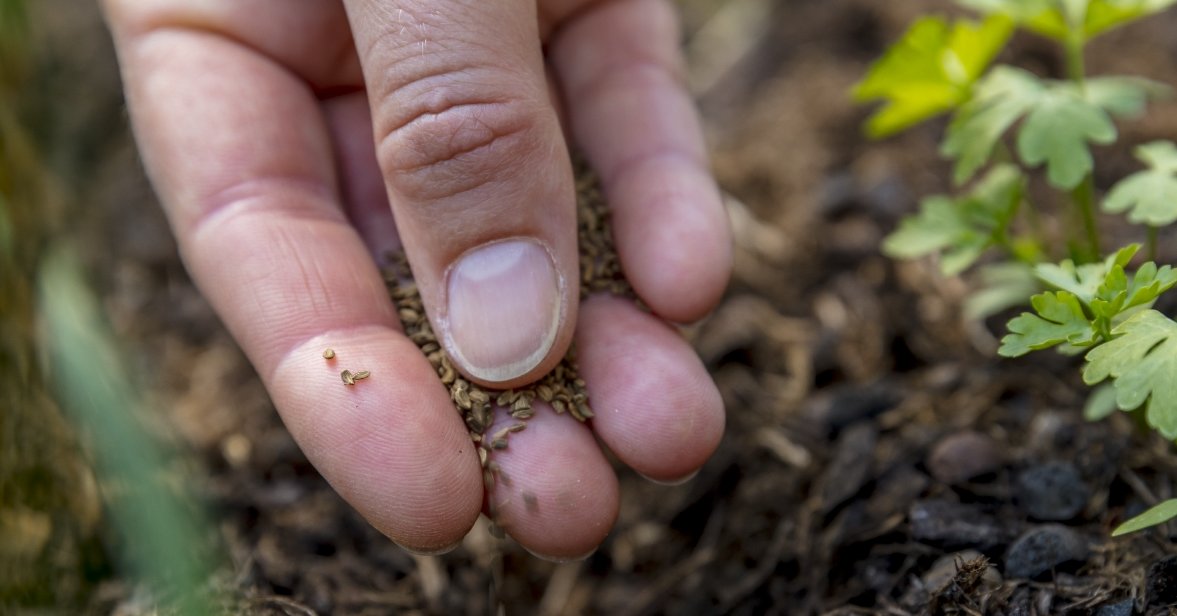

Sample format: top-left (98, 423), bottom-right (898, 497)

top-left (103, 0), bottom-right (730, 560)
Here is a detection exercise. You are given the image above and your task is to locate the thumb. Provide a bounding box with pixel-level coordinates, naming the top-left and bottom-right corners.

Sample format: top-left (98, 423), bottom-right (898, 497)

top-left (343, 0), bottom-right (578, 388)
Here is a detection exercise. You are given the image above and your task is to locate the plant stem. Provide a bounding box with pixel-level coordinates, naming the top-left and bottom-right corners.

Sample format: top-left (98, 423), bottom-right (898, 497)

top-left (1064, 30), bottom-right (1101, 261)
top-left (1148, 225), bottom-right (1159, 261)
top-left (1071, 175), bottom-right (1101, 262)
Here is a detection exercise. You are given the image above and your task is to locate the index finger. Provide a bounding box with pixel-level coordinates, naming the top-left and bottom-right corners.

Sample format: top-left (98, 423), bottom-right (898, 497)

top-left (104, 0), bottom-right (483, 552)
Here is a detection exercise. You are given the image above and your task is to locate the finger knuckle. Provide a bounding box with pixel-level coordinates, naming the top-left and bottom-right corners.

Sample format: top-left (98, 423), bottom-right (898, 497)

top-left (375, 76), bottom-right (544, 204)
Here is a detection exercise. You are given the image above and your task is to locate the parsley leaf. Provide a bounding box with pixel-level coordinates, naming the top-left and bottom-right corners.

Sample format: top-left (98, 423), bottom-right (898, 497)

top-left (956, 0), bottom-right (1177, 40)
top-left (1017, 84), bottom-right (1117, 188)
top-left (1104, 141), bottom-right (1177, 226)
top-left (1089, 256), bottom-right (1177, 318)
top-left (1034, 244), bottom-right (1139, 303)
top-left (1083, 309), bottom-right (1177, 438)
top-left (854, 15), bottom-right (1013, 138)
top-left (882, 165), bottom-right (1025, 274)
top-left (998, 290), bottom-right (1097, 356)
top-left (944, 67), bottom-right (1157, 188)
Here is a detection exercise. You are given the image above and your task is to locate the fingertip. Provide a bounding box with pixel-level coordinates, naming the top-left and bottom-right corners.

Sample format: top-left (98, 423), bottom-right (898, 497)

top-left (612, 156), bottom-right (732, 323)
top-left (270, 327), bottom-right (484, 552)
top-left (577, 295), bottom-right (725, 482)
top-left (485, 405), bottom-right (619, 560)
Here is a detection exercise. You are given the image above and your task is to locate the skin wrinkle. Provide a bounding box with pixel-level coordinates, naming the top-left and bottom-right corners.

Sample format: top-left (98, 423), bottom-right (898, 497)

top-left (188, 212), bottom-right (398, 382)
top-left (183, 175), bottom-right (343, 238)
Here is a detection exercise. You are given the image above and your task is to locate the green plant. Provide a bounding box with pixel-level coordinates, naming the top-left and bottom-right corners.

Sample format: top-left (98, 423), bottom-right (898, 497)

top-left (855, 0), bottom-right (1177, 535)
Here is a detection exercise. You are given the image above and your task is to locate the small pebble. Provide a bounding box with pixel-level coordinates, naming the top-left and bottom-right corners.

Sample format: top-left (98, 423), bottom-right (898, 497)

top-left (1015, 461), bottom-right (1088, 521)
top-left (1004, 524), bottom-right (1088, 579)
top-left (909, 499), bottom-right (1014, 551)
top-left (1095, 598), bottom-right (1134, 616)
top-left (1148, 555), bottom-right (1177, 607)
top-left (927, 430), bottom-right (1003, 484)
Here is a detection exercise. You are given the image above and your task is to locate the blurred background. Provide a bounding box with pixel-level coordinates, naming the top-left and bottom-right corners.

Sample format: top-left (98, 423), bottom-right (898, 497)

top-left (6, 0), bottom-right (1177, 614)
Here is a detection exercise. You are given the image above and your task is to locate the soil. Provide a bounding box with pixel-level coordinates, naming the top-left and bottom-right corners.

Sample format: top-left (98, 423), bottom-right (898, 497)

top-left (22, 0), bottom-right (1177, 614)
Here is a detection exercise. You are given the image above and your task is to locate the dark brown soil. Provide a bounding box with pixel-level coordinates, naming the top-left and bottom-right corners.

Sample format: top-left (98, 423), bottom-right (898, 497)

top-left (21, 0), bottom-right (1177, 614)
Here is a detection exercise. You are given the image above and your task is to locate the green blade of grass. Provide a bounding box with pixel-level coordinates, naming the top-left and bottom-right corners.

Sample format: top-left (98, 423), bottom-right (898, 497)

top-left (38, 246), bottom-right (219, 614)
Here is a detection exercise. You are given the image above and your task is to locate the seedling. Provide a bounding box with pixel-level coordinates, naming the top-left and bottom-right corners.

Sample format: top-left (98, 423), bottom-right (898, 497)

top-left (855, 0), bottom-right (1177, 534)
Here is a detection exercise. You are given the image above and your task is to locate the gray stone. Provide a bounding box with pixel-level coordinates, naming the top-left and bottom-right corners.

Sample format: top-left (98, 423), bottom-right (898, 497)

top-left (927, 430), bottom-right (1003, 484)
top-left (1015, 461), bottom-right (1089, 521)
top-left (1004, 524), bottom-right (1089, 579)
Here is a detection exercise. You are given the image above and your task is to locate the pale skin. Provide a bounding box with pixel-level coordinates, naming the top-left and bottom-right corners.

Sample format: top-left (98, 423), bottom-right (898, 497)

top-left (103, 0), bottom-right (731, 559)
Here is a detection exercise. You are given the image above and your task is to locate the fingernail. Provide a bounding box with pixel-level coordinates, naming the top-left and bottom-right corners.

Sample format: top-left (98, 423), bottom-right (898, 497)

top-left (639, 469), bottom-right (700, 486)
top-left (396, 540), bottom-right (462, 556)
top-left (523, 545), bottom-right (598, 563)
top-left (443, 239), bottom-right (562, 382)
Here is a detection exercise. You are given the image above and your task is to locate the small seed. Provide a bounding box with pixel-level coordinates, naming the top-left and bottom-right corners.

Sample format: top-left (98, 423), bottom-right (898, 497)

top-left (322, 348), bottom-right (336, 360)
top-left (490, 438), bottom-right (508, 450)
top-left (352, 370), bottom-right (371, 382)
top-left (340, 370), bottom-right (355, 385)
top-left (491, 426), bottom-right (513, 442)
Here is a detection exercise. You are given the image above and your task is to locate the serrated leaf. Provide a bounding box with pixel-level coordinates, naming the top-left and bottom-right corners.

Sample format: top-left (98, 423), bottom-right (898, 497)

top-left (1094, 257), bottom-right (1177, 317)
top-left (1017, 87), bottom-right (1117, 188)
top-left (1035, 245), bottom-right (1139, 303)
top-left (956, 0), bottom-right (1177, 40)
top-left (999, 291), bottom-right (1097, 356)
top-left (854, 15), bottom-right (1013, 137)
top-left (1083, 309), bottom-right (1177, 438)
top-left (882, 165), bottom-right (1025, 274)
top-left (943, 67), bottom-right (1041, 184)
top-left (945, 69), bottom-right (1163, 186)
top-left (883, 196), bottom-right (989, 275)
top-left (1104, 141), bottom-right (1177, 226)
top-left (1112, 498), bottom-right (1177, 536)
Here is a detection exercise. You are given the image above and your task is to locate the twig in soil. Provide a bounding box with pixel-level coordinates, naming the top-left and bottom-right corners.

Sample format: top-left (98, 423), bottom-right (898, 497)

top-left (537, 561), bottom-right (583, 616)
top-left (411, 554), bottom-right (447, 614)
top-left (1120, 466), bottom-right (1160, 507)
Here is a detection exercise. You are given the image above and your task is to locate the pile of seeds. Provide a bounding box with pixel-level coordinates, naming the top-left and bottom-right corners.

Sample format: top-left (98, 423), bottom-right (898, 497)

top-left (383, 158), bottom-right (634, 482)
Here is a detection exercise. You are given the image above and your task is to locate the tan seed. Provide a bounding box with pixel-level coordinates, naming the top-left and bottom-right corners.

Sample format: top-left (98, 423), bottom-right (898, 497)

top-left (340, 370), bottom-right (355, 385)
top-left (322, 348), bottom-right (336, 360)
